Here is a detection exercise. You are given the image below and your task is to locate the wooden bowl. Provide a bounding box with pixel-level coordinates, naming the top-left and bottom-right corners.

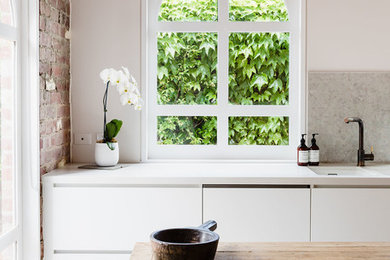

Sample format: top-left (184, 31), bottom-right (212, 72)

top-left (150, 220), bottom-right (219, 260)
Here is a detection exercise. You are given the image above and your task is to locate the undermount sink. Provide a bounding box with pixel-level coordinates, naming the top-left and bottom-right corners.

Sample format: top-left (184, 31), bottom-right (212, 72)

top-left (364, 165), bottom-right (390, 176)
top-left (309, 166), bottom-right (384, 177)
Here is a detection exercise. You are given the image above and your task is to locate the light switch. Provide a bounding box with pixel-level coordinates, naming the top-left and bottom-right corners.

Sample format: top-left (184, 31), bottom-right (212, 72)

top-left (74, 133), bottom-right (92, 145)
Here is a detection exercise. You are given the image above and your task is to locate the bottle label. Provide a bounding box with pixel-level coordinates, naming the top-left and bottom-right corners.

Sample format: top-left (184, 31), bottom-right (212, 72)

top-left (310, 150), bottom-right (320, 162)
top-left (298, 151), bottom-right (309, 163)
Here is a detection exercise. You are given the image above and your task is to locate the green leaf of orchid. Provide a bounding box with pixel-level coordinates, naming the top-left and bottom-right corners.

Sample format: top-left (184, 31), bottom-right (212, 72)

top-left (106, 142), bottom-right (115, 150)
top-left (105, 119), bottom-right (123, 142)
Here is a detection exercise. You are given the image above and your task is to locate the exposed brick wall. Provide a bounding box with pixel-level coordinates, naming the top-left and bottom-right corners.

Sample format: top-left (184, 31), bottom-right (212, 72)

top-left (39, 0), bottom-right (71, 175)
top-left (39, 0), bottom-right (71, 258)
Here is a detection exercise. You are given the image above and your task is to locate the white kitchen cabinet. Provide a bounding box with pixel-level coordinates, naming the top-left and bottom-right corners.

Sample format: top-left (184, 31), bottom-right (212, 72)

top-left (312, 188), bottom-right (390, 242)
top-left (53, 254), bottom-right (130, 260)
top-left (43, 184), bottom-right (202, 260)
top-left (203, 186), bottom-right (311, 242)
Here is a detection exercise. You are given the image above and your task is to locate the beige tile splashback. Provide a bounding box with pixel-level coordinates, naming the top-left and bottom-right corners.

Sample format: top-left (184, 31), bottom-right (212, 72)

top-left (308, 72), bottom-right (390, 163)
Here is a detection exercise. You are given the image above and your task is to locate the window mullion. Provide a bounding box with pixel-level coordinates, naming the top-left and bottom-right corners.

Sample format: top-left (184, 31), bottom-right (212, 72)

top-left (218, 0), bottom-right (229, 22)
top-left (148, 28), bottom-right (158, 149)
top-left (217, 29), bottom-right (229, 148)
top-left (155, 22), bottom-right (292, 33)
top-left (154, 105), bottom-right (292, 116)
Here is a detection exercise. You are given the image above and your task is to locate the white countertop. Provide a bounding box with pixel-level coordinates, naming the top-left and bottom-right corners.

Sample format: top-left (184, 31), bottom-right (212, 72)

top-left (43, 162), bottom-right (390, 186)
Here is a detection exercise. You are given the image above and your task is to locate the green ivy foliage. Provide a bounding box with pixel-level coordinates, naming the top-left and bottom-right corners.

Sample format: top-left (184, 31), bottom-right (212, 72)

top-left (158, 116), bottom-right (217, 145)
top-left (229, 32), bottom-right (289, 105)
top-left (158, 0), bottom-right (288, 22)
top-left (158, 33), bottom-right (218, 105)
top-left (159, 0), bottom-right (217, 22)
top-left (229, 0), bottom-right (289, 22)
top-left (157, 0), bottom-right (290, 146)
top-left (229, 117), bottom-right (289, 145)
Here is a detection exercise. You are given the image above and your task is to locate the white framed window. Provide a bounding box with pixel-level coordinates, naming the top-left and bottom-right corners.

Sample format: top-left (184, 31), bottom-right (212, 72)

top-left (0, 0), bottom-right (40, 259)
top-left (142, 0), bottom-right (306, 160)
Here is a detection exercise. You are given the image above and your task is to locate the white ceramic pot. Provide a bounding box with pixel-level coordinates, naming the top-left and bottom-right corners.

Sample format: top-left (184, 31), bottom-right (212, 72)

top-left (95, 142), bottom-right (119, 166)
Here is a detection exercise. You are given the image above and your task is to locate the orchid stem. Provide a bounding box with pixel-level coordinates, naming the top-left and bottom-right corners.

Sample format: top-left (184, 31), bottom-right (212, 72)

top-left (103, 81), bottom-right (109, 142)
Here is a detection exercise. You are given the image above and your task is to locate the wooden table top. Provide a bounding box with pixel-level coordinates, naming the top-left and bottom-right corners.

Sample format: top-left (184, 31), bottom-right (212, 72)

top-left (130, 242), bottom-right (390, 259)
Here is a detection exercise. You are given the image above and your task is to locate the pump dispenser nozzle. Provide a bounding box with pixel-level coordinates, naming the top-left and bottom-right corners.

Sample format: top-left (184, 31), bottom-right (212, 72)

top-left (311, 133), bottom-right (319, 144)
top-left (300, 134), bottom-right (307, 145)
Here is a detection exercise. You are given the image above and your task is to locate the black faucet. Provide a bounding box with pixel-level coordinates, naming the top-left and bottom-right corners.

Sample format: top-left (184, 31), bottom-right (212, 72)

top-left (344, 117), bottom-right (374, 166)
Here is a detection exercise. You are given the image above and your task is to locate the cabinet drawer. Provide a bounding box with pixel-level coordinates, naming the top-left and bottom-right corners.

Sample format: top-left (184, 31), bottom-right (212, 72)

top-left (53, 253), bottom-right (130, 260)
top-left (203, 187), bottom-right (310, 242)
top-left (50, 186), bottom-right (202, 251)
top-left (312, 188), bottom-right (390, 242)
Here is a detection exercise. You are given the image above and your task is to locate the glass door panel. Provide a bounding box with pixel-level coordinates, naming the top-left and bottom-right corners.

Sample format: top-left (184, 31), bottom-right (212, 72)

top-left (0, 243), bottom-right (15, 260)
top-left (0, 38), bottom-right (15, 237)
top-left (0, 0), bottom-right (14, 26)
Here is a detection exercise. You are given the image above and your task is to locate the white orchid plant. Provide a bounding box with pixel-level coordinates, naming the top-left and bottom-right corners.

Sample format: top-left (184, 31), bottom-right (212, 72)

top-left (99, 67), bottom-right (142, 150)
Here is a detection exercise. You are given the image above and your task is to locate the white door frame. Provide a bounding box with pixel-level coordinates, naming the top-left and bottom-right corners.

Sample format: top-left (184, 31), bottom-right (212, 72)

top-left (20, 0), bottom-right (40, 258)
top-left (0, 0), bottom-right (40, 259)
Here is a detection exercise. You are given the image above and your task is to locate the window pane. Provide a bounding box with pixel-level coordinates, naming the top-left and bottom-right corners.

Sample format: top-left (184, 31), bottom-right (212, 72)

top-left (229, 116), bottom-right (289, 145)
top-left (158, 116), bottom-right (217, 145)
top-left (229, 0), bottom-right (288, 22)
top-left (0, 39), bottom-right (15, 236)
top-left (229, 32), bottom-right (289, 105)
top-left (0, 0), bottom-right (13, 26)
top-left (0, 243), bottom-right (15, 260)
top-left (158, 32), bottom-right (218, 105)
top-left (159, 0), bottom-right (217, 22)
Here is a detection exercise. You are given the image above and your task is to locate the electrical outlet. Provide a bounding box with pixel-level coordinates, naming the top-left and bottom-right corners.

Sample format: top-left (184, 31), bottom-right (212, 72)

top-left (74, 133), bottom-right (92, 145)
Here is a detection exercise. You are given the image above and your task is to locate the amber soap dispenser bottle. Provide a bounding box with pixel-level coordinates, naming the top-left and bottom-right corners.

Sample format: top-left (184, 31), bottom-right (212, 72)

top-left (297, 134), bottom-right (309, 166)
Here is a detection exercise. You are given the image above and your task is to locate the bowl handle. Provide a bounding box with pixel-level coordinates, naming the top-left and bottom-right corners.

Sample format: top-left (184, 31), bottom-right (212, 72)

top-left (199, 220), bottom-right (217, 231)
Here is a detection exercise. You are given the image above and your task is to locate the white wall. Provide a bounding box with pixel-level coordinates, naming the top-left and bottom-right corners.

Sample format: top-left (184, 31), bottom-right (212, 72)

top-left (70, 0), bottom-right (390, 163)
top-left (307, 0), bottom-right (390, 71)
top-left (71, 0), bottom-right (141, 162)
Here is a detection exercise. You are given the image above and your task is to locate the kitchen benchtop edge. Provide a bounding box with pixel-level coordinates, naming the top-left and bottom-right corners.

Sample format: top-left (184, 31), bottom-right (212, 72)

top-left (42, 162), bottom-right (390, 186)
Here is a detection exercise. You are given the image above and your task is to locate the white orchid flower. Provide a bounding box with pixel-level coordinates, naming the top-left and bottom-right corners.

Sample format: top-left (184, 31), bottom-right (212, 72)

top-left (125, 82), bottom-right (140, 97)
top-left (119, 93), bottom-right (129, 106)
top-left (117, 83), bottom-right (127, 96)
top-left (121, 66), bottom-right (137, 85)
top-left (134, 104), bottom-right (142, 110)
top-left (129, 74), bottom-right (137, 85)
top-left (117, 80), bottom-right (131, 95)
top-left (122, 66), bottom-right (130, 78)
top-left (119, 92), bottom-right (138, 106)
top-left (134, 96), bottom-right (143, 110)
top-left (128, 92), bottom-right (140, 104)
top-left (111, 70), bottom-right (127, 87)
top-left (130, 93), bottom-right (143, 110)
top-left (100, 68), bottom-right (116, 84)
top-left (132, 83), bottom-right (140, 95)
top-left (117, 82), bottom-right (140, 97)
top-left (120, 92), bottom-right (143, 110)
top-left (101, 66), bottom-right (142, 110)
